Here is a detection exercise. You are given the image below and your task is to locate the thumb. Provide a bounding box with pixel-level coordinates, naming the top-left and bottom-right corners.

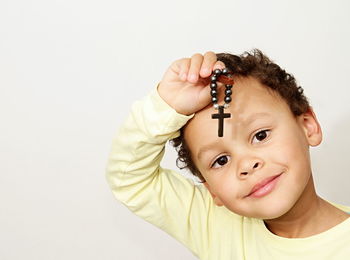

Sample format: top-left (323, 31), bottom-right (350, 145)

top-left (196, 84), bottom-right (212, 111)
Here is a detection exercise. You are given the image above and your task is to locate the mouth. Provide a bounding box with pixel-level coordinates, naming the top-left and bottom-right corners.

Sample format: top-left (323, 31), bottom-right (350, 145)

top-left (245, 173), bottom-right (283, 198)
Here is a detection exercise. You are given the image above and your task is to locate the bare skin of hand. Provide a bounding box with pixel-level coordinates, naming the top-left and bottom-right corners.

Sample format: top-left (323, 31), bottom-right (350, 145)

top-left (158, 52), bottom-right (226, 116)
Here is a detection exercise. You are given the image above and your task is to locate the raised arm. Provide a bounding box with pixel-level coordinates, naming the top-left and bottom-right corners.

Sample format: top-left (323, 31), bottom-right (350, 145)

top-left (106, 52), bottom-right (226, 256)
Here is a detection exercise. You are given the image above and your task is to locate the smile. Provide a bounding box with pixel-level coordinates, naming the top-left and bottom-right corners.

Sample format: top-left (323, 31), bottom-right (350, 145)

top-left (246, 173), bottom-right (283, 198)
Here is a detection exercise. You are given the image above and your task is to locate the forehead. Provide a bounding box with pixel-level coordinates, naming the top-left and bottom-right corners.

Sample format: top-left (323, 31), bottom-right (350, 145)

top-left (183, 77), bottom-right (292, 153)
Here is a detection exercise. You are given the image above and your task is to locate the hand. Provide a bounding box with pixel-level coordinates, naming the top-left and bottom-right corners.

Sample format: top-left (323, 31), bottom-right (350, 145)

top-left (158, 52), bottom-right (226, 115)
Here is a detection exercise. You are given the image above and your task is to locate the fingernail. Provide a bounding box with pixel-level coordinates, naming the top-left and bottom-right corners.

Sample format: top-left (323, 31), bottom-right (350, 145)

top-left (201, 68), bottom-right (209, 75)
top-left (189, 74), bottom-right (197, 82)
top-left (215, 65), bottom-right (224, 70)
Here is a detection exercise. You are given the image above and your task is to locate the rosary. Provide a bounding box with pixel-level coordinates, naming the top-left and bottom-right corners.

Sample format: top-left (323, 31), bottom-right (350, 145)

top-left (210, 68), bottom-right (234, 137)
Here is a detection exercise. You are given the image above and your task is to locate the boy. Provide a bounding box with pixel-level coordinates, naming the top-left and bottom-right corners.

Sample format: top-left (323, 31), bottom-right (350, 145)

top-left (106, 50), bottom-right (350, 259)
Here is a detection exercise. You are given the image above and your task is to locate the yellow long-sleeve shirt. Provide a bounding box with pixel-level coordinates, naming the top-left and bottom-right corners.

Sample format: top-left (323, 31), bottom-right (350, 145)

top-left (106, 87), bottom-right (350, 260)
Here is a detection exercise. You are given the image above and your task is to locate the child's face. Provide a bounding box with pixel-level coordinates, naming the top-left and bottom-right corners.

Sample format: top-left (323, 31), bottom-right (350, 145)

top-left (184, 76), bottom-right (322, 219)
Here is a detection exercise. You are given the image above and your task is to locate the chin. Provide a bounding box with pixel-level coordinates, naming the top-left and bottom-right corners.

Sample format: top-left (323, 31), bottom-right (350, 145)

top-left (260, 212), bottom-right (287, 220)
top-left (257, 200), bottom-right (296, 220)
top-left (231, 198), bottom-right (295, 220)
top-left (247, 209), bottom-right (289, 220)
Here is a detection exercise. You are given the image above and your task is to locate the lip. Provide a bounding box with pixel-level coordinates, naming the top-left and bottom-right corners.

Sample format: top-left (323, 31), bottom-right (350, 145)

top-left (246, 173), bottom-right (283, 198)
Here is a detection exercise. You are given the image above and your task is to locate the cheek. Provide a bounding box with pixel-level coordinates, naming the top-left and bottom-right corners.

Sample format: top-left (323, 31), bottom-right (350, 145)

top-left (207, 171), bottom-right (241, 198)
top-left (271, 130), bottom-right (311, 185)
top-left (272, 125), bottom-right (310, 164)
top-left (273, 141), bottom-right (307, 165)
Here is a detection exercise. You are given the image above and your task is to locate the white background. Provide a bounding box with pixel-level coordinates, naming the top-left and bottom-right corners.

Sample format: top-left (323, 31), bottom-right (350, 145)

top-left (1, 0), bottom-right (350, 259)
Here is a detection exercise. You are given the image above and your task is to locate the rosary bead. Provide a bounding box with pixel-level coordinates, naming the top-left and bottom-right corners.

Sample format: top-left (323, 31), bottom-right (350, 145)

top-left (212, 97), bottom-right (218, 103)
top-left (225, 89), bottom-right (232, 95)
top-left (210, 82), bottom-right (217, 89)
top-left (225, 84), bottom-right (232, 89)
top-left (224, 96), bottom-right (232, 103)
top-left (222, 68), bottom-right (229, 75)
top-left (211, 90), bottom-right (217, 96)
top-left (211, 75), bottom-right (217, 81)
top-left (214, 69), bottom-right (222, 75)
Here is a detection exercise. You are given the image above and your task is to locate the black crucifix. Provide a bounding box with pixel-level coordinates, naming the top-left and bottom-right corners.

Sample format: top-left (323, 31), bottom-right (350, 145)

top-left (211, 105), bottom-right (231, 137)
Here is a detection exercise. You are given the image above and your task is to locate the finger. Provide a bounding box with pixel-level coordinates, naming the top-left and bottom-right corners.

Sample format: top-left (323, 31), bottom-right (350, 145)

top-left (200, 51), bottom-right (217, 78)
top-left (187, 53), bottom-right (204, 83)
top-left (197, 83), bottom-right (212, 109)
top-left (197, 58), bottom-right (227, 86)
top-left (213, 60), bottom-right (226, 71)
top-left (171, 58), bottom-right (190, 81)
top-left (177, 58), bottom-right (190, 81)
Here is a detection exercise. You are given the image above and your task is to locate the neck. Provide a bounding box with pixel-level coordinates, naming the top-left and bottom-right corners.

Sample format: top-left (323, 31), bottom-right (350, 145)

top-left (263, 174), bottom-right (349, 238)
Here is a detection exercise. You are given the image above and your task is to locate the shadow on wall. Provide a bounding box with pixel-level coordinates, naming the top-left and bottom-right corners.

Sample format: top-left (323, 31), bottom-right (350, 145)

top-left (311, 113), bottom-right (350, 206)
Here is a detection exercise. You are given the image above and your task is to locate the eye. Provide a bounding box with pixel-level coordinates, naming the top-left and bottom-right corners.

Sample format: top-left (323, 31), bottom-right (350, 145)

top-left (252, 129), bottom-right (270, 144)
top-left (211, 155), bottom-right (230, 169)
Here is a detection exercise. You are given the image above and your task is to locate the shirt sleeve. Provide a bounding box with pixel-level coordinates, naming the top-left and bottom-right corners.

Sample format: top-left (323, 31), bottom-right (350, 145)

top-left (105, 85), bottom-right (214, 257)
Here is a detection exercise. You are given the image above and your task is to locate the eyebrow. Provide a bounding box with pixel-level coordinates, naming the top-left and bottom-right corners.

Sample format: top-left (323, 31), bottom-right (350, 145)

top-left (197, 112), bottom-right (272, 161)
top-left (197, 143), bottom-right (218, 161)
top-left (243, 112), bottom-right (272, 126)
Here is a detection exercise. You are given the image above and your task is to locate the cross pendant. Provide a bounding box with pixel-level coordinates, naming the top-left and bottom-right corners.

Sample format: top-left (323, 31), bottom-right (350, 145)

top-left (211, 105), bottom-right (231, 137)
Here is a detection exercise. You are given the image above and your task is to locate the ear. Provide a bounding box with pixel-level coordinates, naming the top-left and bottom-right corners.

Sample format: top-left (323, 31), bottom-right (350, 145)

top-left (204, 182), bottom-right (224, 207)
top-left (298, 107), bottom-right (323, 147)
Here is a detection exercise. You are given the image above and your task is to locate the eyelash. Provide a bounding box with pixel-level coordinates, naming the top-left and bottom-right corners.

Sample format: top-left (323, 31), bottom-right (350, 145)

top-left (211, 155), bottom-right (230, 169)
top-left (251, 129), bottom-right (271, 144)
top-left (210, 129), bottom-right (271, 169)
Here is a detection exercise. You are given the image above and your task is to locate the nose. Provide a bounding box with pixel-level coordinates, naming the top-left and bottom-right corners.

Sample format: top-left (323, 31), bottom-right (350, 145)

top-left (238, 157), bottom-right (264, 177)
